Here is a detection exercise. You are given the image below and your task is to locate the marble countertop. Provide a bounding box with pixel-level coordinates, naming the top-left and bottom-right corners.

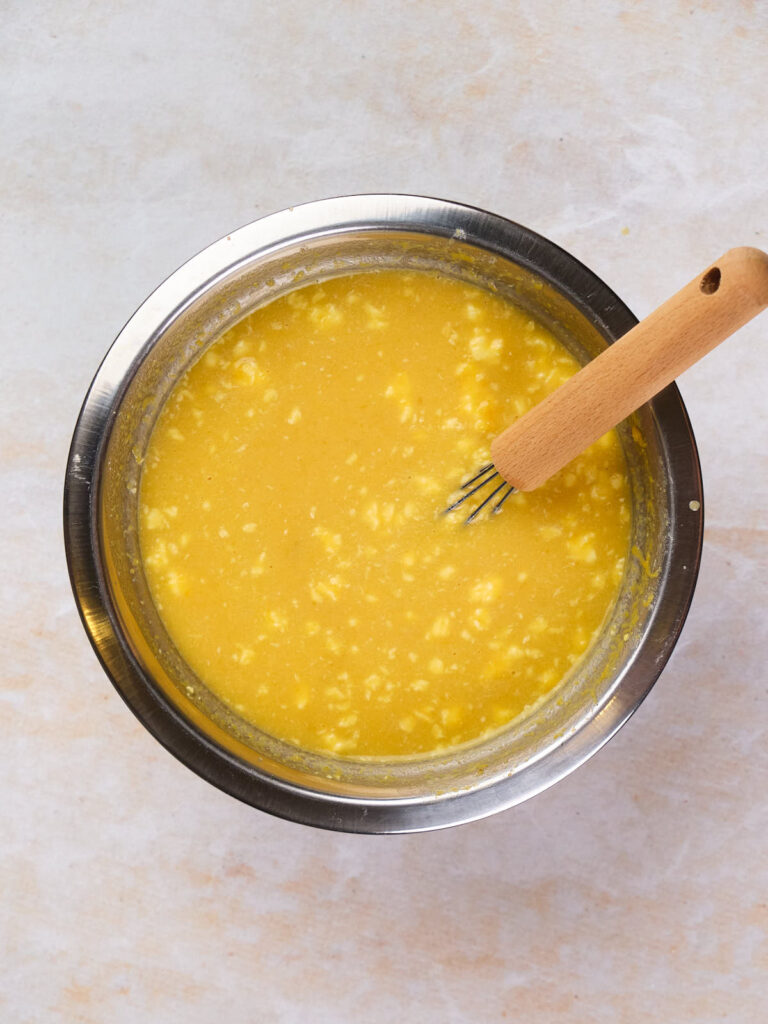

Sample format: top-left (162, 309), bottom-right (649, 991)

top-left (3, 2), bottom-right (767, 1021)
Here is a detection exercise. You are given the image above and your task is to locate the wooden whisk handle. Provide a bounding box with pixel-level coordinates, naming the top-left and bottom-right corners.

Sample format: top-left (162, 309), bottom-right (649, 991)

top-left (490, 246), bottom-right (768, 491)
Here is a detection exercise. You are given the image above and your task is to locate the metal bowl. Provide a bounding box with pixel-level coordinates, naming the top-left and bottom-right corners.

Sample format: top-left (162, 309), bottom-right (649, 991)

top-left (64, 195), bottom-right (703, 833)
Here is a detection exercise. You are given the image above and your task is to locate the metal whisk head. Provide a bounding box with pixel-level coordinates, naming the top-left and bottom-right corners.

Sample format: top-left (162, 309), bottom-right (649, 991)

top-left (443, 463), bottom-right (516, 523)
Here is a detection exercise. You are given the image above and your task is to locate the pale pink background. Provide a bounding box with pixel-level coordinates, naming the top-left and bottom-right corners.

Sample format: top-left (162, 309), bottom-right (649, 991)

top-left (3, 2), bottom-right (767, 1021)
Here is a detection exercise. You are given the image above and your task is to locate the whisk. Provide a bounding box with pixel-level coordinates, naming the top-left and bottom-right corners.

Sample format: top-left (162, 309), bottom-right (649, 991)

top-left (446, 247), bottom-right (768, 522)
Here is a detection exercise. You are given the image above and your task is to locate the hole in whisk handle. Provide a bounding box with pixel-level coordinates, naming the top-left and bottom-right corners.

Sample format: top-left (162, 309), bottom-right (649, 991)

top-left (700, 266), bottom-right (721, 294)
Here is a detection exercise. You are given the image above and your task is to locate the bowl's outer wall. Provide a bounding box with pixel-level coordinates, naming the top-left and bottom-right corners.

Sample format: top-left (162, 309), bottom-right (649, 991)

top-left (64, 195), bottom-right (704, 832)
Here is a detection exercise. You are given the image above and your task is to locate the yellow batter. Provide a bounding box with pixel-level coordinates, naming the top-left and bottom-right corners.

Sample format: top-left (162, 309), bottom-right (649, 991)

top-left (139, 271), bottom-right (630, 758)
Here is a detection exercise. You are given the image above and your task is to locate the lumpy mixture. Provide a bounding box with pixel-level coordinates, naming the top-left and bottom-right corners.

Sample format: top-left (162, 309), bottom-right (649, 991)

top-left (139, 271), bottom-right (631, 757)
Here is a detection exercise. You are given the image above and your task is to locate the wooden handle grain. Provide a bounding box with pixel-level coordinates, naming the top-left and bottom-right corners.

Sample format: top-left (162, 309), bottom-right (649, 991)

top-left (490, 246), bottom-right (768, 491)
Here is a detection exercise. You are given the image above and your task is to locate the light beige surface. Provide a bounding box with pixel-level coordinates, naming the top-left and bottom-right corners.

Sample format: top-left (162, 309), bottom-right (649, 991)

top-left (2, 2), bottom-right (767, 1021)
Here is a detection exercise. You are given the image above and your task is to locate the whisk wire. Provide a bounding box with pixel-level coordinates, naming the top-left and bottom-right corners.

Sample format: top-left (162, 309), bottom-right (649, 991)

top-left (460, 462), bottom-right (496, 489)
top-left (443, 463), bottom-right (517, 523)
top-left (443, 466), bottom-right (499, 514)
top-left (465, 479), bottom-right (507, 523)
top-left (493, 483), bottom-right (515, 513)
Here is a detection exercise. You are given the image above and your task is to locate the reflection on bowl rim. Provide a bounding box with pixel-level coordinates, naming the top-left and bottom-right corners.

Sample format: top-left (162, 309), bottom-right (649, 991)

top-left (63, 195), bottom-right (704, 833)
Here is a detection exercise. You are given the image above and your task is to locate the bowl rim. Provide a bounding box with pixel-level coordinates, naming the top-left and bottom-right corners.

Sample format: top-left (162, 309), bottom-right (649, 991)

top-left (63, 194), bottom-right (704, 833)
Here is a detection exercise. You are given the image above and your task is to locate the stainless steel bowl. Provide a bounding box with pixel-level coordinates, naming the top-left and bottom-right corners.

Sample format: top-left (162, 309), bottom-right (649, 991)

top-left (64, 195), bottom-right (703, 833)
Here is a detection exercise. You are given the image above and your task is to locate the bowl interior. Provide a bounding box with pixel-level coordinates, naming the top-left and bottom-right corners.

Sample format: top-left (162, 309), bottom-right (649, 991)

top-left (97, 225), bottom-right (671, 805)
